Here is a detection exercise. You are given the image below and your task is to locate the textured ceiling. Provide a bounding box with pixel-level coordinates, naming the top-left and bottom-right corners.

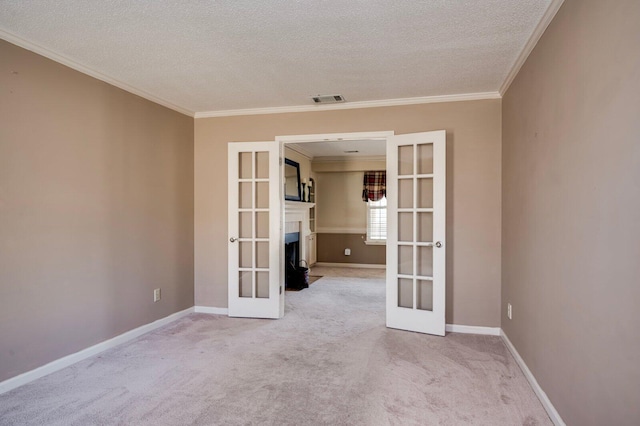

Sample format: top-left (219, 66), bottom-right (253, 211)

top-left (289, 139), bottom-right (386, 158)
top-left (0, 1), bottom-right (553, 114)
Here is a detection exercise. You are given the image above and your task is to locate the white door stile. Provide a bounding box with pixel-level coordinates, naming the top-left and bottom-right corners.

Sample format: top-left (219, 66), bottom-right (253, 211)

top-left (386, 131), bottom-right (446, 336)
top-left (228, 141), bottom-right (283, 319)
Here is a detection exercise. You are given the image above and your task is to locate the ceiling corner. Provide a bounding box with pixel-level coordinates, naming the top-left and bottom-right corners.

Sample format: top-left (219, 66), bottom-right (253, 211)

top-left (499, 0), bottom-right (565, 96)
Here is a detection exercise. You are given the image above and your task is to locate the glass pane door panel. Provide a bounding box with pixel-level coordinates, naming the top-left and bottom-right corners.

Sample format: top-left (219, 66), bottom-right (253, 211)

top-left (255, 212), bottom-right (269, 238)
top-left (398, 179), bottom-right (413, 209)
top-left (417, 144), bottom-right (434, 174)
top-left (255, 152), bottom-right (269, 179)
top-left (417, 212), bottom-right (433, 242)
top-left (239, 242), bottom-right (252, 268)
top-left (239, 212), bottom-right (252, 238)
top-left (417, 178), bottom-right (433, 208)
top-left (398, 278), bottom-right (413, 308)
top-left (255, 182), bottom-right (269, 208)
top-left (229, 141), bottom-right (280, 318)
top-left (256, 271), bottom-right (269, 298)
top-left (387, 131), bottom-right (445, 335)
top-left (417, 246), bottom-right (433, 277)
top-left (239, 182), bottom-right (252, 208)
top-left (398, 245), bottom-right (413, 275)
top-left (239, 271), bottom-right (252, 298)
top-left (239, 152), bottom-right (252, 179)
top-left (256, 242), bottom-right (269, 268)
top-left (398, 212), bottom-right (413, 242)
top-left (398, 145), bottom-right (413, 176)
top-left (416, 280), bottom-right (433, 311)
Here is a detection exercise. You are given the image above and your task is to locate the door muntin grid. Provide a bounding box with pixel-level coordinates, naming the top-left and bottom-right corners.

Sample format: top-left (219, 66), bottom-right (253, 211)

top-left (237, 150), bottom-right (271, 299)
top-left (396, 142), bottom-right (434, 312)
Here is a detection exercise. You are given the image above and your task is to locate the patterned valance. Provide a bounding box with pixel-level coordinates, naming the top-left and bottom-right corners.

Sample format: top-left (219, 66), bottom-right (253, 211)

top-left (362, 171), bottom-right (386, 202)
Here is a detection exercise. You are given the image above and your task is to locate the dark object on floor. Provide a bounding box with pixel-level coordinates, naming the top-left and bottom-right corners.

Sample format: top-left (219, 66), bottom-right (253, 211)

top-left (286, 261), bottom-right (309, 290)
top-left (287, 275), bottom-right (322, 291)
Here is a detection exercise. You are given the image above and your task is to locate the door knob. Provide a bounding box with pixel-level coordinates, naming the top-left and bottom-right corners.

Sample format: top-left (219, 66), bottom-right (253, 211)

top-left (229, 237), bottom-right (238, 243)
top-left (435, 241), bottom-right (443, 248)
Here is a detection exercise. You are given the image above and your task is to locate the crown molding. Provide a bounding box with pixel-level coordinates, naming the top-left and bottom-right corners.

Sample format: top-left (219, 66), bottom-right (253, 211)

top-left (195, 92), bottom-right (501, 119)
top-left (0, 28), bottom-right (195, 117)
top-left (284, 144), bottom-right (314, 160)
top-left (499, 0), bottom-right (565, 96)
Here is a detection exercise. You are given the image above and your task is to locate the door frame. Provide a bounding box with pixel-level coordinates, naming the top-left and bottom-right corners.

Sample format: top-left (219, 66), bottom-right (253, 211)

top-left (275, 131), bottom-right (395, 312)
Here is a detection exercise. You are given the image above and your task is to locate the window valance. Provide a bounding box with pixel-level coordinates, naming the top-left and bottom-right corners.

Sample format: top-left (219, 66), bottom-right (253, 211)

top-left (362, 171), bottom-right (386, 202)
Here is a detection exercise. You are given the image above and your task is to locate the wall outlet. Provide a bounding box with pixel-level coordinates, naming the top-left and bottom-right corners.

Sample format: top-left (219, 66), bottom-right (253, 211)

top-left (344, 248), bottom-right (351, 256)
top-left (507, 303), bottom-right (512, 320)
top-left (153, 288), bottom-right (161, 302)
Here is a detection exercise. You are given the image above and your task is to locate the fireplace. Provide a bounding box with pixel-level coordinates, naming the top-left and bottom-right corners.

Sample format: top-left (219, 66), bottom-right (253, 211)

top-left (285, 232), bottom-right (299, 268)
top-left (284, 201), bottom-right (313, 290)
top-left (284, 232), bottom-right (300, 289)
top-left (285, 232), bottom-right (308, 290)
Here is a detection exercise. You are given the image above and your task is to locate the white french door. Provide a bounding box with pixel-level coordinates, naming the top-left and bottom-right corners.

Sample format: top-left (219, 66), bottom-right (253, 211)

top-left (386, 131), bottom-right (446, 335)
top-left (228, 141), bottom-right (283, 319)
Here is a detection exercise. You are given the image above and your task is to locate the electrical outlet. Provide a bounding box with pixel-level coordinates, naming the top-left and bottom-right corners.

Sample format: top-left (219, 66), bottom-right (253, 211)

top-left (153, 288), bottom-right (161, 302)
top-left (344, 248), bottom-right (351, 256)
top-left (507, 303), bottom-right (512, 320)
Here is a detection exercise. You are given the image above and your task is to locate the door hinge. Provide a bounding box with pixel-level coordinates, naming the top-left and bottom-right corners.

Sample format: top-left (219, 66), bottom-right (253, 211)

top-left (280, 286), bottom-right (283, 294)
top-left (279, 157), bottom-right (283, 166)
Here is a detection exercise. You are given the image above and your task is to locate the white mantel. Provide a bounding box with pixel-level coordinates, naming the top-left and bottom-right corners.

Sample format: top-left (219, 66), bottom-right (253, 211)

top-left (285, 201), bottom-right (315, 264)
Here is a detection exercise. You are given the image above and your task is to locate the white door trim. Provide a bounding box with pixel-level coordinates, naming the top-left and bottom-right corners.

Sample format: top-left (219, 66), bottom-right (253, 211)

top-left (276, 131), bottom-right (394, 144)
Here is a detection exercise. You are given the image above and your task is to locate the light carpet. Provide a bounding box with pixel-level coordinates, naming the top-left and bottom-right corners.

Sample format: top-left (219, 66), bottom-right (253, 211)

top-left (0, 277), bottom-right (551, 425)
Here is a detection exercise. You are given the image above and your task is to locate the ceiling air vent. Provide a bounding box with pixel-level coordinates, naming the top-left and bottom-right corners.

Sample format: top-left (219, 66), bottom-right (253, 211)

top-left (311, 94), bottom-right (345, 104)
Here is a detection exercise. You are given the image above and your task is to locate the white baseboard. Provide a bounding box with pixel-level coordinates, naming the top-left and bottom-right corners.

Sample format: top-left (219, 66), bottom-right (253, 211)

top-left (0, 307), bottom-right (194, 395)
top-left (445, 324), bottom-right (501, 336)
top-left (501, 330), bottom-right (566, 426)
top-left (194, 306), bottom-right (229, 315)
top-left (314, 262), bottom-right (386, 269)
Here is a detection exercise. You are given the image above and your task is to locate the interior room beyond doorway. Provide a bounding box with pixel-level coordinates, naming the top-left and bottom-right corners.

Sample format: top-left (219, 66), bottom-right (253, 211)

top-left (282, 134), bottom-right (389, 287)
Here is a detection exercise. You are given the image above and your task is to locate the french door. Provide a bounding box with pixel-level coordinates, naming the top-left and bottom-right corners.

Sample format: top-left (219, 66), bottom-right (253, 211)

top-left (386, 131), bottom-right (446, 335)
top-left (227, 141), bottom-right (283, 318)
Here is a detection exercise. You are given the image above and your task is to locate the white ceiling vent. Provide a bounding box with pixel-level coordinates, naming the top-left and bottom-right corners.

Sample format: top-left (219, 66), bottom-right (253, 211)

top-left (311, 94), bottom-right (346, 104)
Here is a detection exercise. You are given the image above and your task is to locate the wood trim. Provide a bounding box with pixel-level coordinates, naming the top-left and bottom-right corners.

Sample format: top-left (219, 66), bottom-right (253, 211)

top-left (316, 227), bottom-right (367, 234)
top-left (501, 330), bottom-right (566, 425)
top-left (196, 93), bottom-right (501, 118)
top-left (445, 324), bottom-right (501, 335)
top-left (194, 306), bottom-right (229, 315)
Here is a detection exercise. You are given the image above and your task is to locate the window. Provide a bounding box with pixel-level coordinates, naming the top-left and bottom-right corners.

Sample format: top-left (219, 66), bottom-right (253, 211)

top-left (366, 196), bottom-right (387, 244)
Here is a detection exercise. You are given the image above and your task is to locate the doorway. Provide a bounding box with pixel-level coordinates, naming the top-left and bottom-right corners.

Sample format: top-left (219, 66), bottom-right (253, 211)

top-left (279, 132), bottom-right (390, 289)
top-left (227, 130), bottom-right (446, 335)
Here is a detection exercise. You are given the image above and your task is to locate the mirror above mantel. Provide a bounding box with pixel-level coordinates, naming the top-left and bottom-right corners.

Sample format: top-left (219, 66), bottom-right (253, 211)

top-left (284, 158), bottom-right (302, 201)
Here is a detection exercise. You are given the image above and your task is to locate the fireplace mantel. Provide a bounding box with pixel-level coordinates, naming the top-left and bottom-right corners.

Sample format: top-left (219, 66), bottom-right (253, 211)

top-left (285, 201), bottom-right (315, 264)
top-left (285, 201), bottom-right (315, 214)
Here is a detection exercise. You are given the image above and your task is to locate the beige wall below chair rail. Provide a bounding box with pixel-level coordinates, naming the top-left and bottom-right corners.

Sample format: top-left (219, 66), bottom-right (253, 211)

top-left (316, 233), bottom-right (386, 265)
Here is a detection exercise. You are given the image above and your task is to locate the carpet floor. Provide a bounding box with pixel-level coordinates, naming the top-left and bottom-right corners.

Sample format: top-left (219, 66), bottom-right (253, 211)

top-left (0, 277), bottom-right (551, 425)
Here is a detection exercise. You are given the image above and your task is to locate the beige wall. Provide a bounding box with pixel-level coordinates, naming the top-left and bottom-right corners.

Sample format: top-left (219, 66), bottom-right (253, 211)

top-left (313, 164), bottom-right (387, 266)
top-left (502, 1), bottom-right (640, 424)
top-left (195, 98), bottom-right (502, 327)
top-left (317, 234), bottom-right (385, 265)
top-left (0, 40), bottom-right (195, 382)
top-left (312, 157), bottom-right (386, 173)
top-left (316, 171), bottom-right (367, 231)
